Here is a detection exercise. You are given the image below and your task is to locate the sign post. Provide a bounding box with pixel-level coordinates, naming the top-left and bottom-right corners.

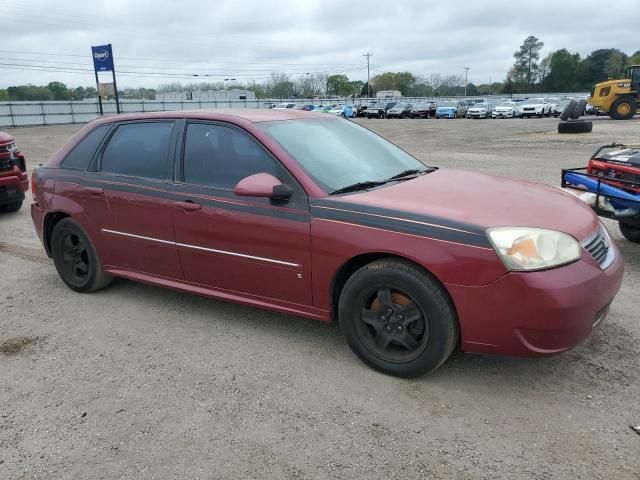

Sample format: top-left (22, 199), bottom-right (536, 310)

top-left (91, 44), bottom-right (120, 115)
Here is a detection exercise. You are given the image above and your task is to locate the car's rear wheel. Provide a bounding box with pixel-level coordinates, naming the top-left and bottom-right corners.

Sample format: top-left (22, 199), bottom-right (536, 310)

top-left (619, 220), bottom-right (640, 243)
top-left (610, 96), bottom-right (637, 120)
top-left (0, 200), bottom-right (23, 213)
top-left (338, 259), bottom-right (458, 378)
top-left (51, 218), bottom-right (113, 293)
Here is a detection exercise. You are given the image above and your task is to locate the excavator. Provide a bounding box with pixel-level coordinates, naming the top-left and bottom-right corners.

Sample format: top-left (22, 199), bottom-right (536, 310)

top-left (588, 65), bottom-right (640, 120)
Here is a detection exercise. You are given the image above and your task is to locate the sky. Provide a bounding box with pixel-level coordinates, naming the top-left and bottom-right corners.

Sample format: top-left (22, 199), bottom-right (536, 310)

top-left (0, 0), bottom-right (637, 90)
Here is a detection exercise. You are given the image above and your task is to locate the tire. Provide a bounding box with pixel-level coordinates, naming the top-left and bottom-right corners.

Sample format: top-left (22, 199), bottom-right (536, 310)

top-left (0, 200), bottom-right (23, 213)
top-left (610, 96), bottom-right (637, 120)
top-left (338, 259), bottom-right (458, 378)
top-left (620, 221), bottom-right (640, 243)
top-left (558, 120), bottom-right (593, 134)
top-left (572, 99), bottom-right (587, 119)
top-left (560, 100), bottom-right (578, 121)
top-left (51, 218), bottom-right (113, 293)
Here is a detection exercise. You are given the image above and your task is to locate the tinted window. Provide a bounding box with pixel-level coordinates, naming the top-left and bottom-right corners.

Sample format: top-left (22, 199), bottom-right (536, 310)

top-left (61, 124), bottom-right (111, 170)
top-left (101, 122), bottom-right (174, 179)
top-left (183, 123), bottom-right (278, 189)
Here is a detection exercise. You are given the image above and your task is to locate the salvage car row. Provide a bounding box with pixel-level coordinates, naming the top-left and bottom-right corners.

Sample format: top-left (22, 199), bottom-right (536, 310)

top-left (267, 97), bottom-right (594, 120)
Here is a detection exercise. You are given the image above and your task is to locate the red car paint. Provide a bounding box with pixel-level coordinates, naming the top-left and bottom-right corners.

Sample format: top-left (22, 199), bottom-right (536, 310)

top-left (31, 110), bottom-right (624, 357)
top-left (0, 131), bottom-right (29, 207)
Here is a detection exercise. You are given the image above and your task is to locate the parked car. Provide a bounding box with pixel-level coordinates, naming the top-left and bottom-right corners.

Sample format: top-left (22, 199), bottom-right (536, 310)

top-left (385, 103), bottom-right (413, 118)
top-left (435, 102), bottom-right (462, 119)
top-left (552, 100), bottom-right (571, 117)
top-left (262, 103), bottom-right (277, 109)
top-left (0, 131), bottom-right (28, 213)
top-left (466, 103), bottom-right (494, 119)
top-left (410, 102), bottom-right (437, 118)
top-left (366, 102), bottom-right (396, 119)
top-left (492, 102), bottom-right (521, 118)
top-left (292, 104), bottom-right (314, 111)
top-left (356, 105), bottom-right (369, 117)
top-left (520, 98), bottom-right (553, 118)
top-left (312, 105), bottom-right (333, 113)
top-left (31, 110), bottom-right (623, 378)
top-left (274, 103), bottom-right (296, 110)
top-left (328, 105), bottom-right (356, 118)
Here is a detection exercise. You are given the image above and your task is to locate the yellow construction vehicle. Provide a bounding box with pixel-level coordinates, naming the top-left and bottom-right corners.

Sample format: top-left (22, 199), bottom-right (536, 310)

top-left (588, 65), bottom-right (640, 120)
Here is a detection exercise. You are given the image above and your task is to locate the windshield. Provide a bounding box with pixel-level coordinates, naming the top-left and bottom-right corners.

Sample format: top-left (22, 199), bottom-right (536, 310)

top-left (438, 102), bottom-right (456, 108)
top-left (257, 118), bottom-right (425, 193)
top-left (525, 98), bottom-right (544, 104)
top-left (497, 103), bottom-right (514, 107)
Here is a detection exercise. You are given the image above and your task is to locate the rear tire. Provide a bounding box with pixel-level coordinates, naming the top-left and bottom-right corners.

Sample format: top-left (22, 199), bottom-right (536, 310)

top-left (51, 218), bottom-right (113, 293)
top-left (338, 259), bottom-right (458, 378)
top-left (620, 221), bottom-right (640, 243)
top-left (609, 96), bottom-right (637, 120)
top-left (558, 121), bottom-right (593, 134)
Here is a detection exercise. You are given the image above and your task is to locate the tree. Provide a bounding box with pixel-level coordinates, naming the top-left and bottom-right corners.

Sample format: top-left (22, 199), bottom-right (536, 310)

top-left (326, 74), bottom-right (351, 96)
top-left (47, 81), bottom-right (71, 100)
top-left (630, 50), bottom-right (640, 66)
top-left (0, 89), bottom-right (7, 101)
top-left (542, 49), bottom-right (582, 92)
top-left (581, 49), bottom-right (627, 86)
top-left (513, 35), bottom-right (544, 93)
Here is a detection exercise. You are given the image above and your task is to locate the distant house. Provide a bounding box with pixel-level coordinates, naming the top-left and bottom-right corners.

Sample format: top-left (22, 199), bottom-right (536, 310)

top-left (376, 90), bottom-right (401, 99)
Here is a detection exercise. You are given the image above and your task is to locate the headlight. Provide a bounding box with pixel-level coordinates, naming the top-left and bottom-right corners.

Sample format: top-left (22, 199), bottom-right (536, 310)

top-left (487, 227), bottom-right (581, 271)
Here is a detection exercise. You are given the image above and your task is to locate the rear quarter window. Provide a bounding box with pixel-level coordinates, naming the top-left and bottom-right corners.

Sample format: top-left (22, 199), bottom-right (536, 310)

top-left (60, 124), bottom-right (112, 170)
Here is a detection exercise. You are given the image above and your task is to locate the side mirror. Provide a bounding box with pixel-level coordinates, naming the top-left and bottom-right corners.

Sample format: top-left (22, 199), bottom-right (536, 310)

top-left (234, 173), bottom-right (293, 200)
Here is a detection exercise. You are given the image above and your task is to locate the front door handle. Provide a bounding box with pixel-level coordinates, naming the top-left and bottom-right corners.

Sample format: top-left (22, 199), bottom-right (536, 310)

top-left (174, 200), bottom-right (202, 212)
top-left (86, 187), bottom-right (104, 196)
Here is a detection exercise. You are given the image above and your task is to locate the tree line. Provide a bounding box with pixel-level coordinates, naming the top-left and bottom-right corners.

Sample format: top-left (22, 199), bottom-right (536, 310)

top-left (1, 36), bottom-right (638, 101)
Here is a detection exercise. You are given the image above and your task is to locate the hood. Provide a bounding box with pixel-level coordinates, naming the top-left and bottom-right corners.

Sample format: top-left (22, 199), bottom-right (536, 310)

top-left (328, 169), bottom-right (598, 242)
top-left (522, 102), bottom-right (544, 107)
top-left (495, 106), bottom-right (514, 111)
top-left (0, 131), bottom-right (15, 145)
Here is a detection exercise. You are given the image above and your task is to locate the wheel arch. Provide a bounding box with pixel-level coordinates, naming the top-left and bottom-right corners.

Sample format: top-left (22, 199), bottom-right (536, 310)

top-left (42, 211), bottom-right (72, 257)
top-left (329, 252), bottom-right (459, 327)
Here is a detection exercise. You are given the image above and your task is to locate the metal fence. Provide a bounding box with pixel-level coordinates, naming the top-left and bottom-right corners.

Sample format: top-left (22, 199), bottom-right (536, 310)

top-left (0, 93), bottom-right (588, 128)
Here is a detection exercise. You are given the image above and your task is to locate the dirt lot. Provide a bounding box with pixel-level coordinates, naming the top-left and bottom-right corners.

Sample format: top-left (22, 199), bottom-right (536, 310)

top-left (1, 116), bottom-right (639, 479)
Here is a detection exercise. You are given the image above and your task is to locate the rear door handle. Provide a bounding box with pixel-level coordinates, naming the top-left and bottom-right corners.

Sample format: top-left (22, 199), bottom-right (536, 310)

top-left (174, 200), bottom-right (202, 212)
top-left (86, 187), bottom-right (104, 196)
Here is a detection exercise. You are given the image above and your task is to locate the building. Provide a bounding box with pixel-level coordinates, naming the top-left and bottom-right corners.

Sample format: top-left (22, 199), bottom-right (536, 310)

top-left (155, 89), bottom-right (256, 102)
top-left (376, 90), bottom-right (402, 99)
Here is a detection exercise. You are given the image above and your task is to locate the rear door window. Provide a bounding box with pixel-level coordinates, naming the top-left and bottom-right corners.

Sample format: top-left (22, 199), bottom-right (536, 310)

top-left (61, 124), bottom-right (111, 170)
top-left (100, 122), bottom-right (174, 179)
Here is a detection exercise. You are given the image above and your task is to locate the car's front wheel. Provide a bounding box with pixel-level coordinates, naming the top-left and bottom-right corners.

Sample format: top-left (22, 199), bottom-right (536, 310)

top-left (619, 220), bottom-right (640, 243)
top-left (51, 218), bottom-right (113, 293)
top-left (0, 200), bottom-right (23, 213)
top-left (338, 259), bottom-right (458, 378)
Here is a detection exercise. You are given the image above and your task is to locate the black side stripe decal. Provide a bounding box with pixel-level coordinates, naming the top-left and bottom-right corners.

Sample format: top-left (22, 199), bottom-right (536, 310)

top-left (44, 170), bottom-right (310, 223)
top-left (310, 204), bottom-right (491, 248)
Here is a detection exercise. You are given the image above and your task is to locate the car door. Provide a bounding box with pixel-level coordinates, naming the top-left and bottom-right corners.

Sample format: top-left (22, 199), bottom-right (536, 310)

top-left (171, 121), bottom-right (313, 306)
top-left (94, 120), bottom-right (183, 279)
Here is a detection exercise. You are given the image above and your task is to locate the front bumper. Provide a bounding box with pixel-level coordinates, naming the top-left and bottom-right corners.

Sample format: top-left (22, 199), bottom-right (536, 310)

top-left (0, 170), bottom-right (28, 205)
top-left (493, 111), bottom-right (514, 118)
top-left (447, 244), bottom-right (624, 357)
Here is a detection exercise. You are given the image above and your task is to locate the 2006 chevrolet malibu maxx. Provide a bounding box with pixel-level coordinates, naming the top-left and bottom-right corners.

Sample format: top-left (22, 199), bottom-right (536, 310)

top-left (31, 110), bottom-right (624, 377)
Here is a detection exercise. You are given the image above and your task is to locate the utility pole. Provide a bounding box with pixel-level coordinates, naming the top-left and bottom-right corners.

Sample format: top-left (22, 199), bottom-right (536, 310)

top-left (363, 52), bottom-right (373, 98)
top-left (464, 67), bottom-right (470, 97)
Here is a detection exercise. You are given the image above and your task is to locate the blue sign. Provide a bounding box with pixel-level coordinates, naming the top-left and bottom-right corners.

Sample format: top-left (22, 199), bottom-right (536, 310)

top-left (91, 44), bottom-right (114, 72)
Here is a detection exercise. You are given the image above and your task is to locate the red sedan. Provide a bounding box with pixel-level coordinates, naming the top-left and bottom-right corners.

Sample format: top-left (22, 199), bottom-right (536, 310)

top-left (0, 130), bottom-right (29, 212)
top-left (30, 110), bottom-right (623, 377)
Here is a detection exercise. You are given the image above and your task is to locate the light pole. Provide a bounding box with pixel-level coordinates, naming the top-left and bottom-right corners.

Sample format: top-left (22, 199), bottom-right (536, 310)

top-left (464, 67), bottom-right (470, 97)
top-left (363, 52), bottom-right (373, 98)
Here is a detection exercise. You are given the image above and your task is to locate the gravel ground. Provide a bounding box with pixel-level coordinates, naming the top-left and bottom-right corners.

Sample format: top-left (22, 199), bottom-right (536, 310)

top-left (1, 116), bottom-right (639, 479)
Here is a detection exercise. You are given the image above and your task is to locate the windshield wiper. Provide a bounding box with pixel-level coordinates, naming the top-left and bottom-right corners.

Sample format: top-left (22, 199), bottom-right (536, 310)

top-left (329, 180), bottom-right (388, 195)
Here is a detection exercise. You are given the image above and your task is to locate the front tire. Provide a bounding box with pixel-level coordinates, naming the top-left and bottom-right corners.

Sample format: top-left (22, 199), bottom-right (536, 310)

top-left (51, 218), bottom-right (113, 293)
top-left (0, 200), bottom-right (23, 213)
top-left (609, 96), bottom-right (637, 120)
top-left (620, 221), bottom-right (640, 243)
top-left (338, 259), bottom-right (458, 378)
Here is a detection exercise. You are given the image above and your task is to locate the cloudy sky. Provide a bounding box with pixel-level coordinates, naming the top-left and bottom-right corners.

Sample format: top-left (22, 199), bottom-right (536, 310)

top-left (0, 0), bottom-right (637, 89)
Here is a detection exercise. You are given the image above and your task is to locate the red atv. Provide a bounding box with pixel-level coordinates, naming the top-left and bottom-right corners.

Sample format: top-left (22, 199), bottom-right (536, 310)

top-left (0, 131), bottom-right (29, 213)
